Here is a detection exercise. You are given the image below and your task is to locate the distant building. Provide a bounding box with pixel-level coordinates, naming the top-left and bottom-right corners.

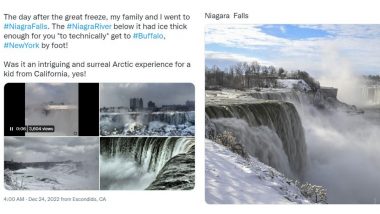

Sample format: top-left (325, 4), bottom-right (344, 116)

top-left (147, 101), bottom-right (156, 109)
top-left (161, 101), bottom-right (195, 111)
top-left (147, 100), bottom-right (157, 111)
top-left (117, 106), bottom-right (129, 112)
top-left (130, 98), bottom-right (143, 111)
top-left (185, 100), bottom-right (195, 110)
top-left (161, 104), bottom-right (187, 111)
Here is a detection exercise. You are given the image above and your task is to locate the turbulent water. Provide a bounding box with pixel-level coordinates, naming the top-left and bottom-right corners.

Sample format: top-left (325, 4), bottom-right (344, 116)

top-left (100, 111), bottom-right (195, 136)
top-left (100, 137), bottom-right (195, 190)
top-left (206, 101), bottom-right (307, 179)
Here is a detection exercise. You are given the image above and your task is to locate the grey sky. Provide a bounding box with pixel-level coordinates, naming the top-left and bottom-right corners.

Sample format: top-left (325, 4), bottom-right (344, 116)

top-left (4, 137), bottom-right (98, 163)
top-left (25, 83), bottom-right (78, 106)
top-left (100, 83), bottom-right (195, 108)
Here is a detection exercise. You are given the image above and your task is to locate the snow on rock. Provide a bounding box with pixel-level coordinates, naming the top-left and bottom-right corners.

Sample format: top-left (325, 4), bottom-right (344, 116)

top-left (277, 79), bottom-right (311, 92)
top-left (205, 139), bottom-right (310, 204)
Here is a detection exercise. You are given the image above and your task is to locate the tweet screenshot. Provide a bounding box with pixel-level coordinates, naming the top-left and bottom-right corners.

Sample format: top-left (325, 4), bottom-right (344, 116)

top-left (1, 1), bottom-right (380, 214)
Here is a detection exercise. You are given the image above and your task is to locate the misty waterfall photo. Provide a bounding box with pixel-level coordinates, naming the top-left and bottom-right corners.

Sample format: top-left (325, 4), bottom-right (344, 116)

top-left (205, 24), bottom-right (380, 204)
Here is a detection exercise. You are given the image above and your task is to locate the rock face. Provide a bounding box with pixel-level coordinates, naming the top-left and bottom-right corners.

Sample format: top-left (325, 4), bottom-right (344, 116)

top-left (314, 88), bottom-right (363, 114)
top-left (319, 87), bottom-right (338, 99)
top-left (146, 146), bottom-right (195, 190)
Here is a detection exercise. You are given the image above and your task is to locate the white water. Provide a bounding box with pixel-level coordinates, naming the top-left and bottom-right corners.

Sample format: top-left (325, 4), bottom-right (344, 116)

top-left (100, 155), bottom-right (156, 190)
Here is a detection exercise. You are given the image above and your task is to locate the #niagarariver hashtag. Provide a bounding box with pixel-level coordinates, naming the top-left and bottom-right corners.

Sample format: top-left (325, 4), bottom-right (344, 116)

top-left (4, 23), bottom-right (9, 29)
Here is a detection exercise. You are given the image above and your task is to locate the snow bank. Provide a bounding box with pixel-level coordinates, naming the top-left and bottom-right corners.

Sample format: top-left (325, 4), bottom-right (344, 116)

top-left (205, 139), bottom-right (310, 204)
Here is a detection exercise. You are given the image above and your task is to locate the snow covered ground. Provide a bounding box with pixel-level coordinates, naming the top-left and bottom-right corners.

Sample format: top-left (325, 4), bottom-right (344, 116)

top-left (5, 163), bottom-right (98, 190)
top-left (277, 79), bottom-right (311, 91)
top-left (205, 139), bottom-right (310, 204)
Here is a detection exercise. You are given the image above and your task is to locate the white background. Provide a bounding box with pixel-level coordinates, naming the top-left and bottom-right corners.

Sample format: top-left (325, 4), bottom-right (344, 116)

top-left (1, 0), bottom-right (379, 213)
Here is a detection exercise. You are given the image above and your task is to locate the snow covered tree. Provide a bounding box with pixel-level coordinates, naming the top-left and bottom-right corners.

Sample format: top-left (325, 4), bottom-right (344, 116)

top-left (298, 182), bottom-right (328, 204)
top-left (213, 131), bottom-right (248, 159)
top-left (278, 67), bottom-right (286, 78)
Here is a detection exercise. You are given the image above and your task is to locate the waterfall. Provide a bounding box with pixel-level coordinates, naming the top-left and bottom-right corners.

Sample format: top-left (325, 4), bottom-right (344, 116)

top-left (146, 111), bottom-right (195, 125)
top-left (247, 90), bottom-right (316, 115)
top-left (212, 118), bottom-right (293, 177)
top-left (362, 86), bottom-right (380, 105)
top-left (100, 137), bottom-right (195, 190)
top-left (100, 111), bottom-right (195, 126)
top-left (206, 101), bottom-right (307, 179)
top-left (101, 137), bottom-right (194, 174)
top-left (100, 111), bottom-right (195, 136)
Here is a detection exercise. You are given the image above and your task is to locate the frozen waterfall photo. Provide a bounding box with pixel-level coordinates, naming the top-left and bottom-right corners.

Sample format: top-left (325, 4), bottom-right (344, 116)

top-left (205, 24), bottom-right (380, 204)
top-left (4, 137), bottom-right (99, 190)
top-left (99, 137), bottom-right (195, 190)
top-left (99, 83), bottom-right (195, 136)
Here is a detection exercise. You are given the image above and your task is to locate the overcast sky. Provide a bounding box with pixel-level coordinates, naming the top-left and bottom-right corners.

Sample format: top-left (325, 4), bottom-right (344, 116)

top-left (100, 83), bottom-right (194, 107)
top-left (4, 137), bottom-right (98, 162)
top-left (205, 24), bottom-right (380, 77)
top-left (25, 83), bottom-right (78, 106)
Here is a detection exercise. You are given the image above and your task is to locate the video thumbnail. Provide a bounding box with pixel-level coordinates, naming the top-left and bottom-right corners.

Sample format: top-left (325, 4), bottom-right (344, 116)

top-left (4, 83), bottom-right (99, 136)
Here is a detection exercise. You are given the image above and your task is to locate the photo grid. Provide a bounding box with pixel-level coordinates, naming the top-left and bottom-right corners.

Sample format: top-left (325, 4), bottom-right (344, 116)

top-left (4, 83), bottom-right (195, 190)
